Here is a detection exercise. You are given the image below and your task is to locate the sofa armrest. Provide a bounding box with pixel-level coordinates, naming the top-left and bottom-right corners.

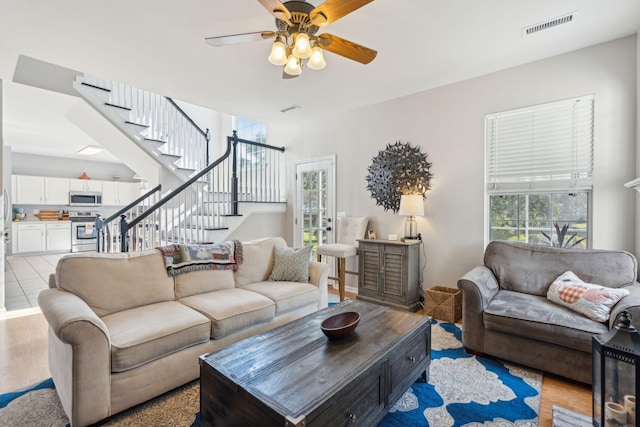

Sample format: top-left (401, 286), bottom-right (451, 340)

top-left (48, 273), bottom-right (57, 288)
top-left (38, 288), bottom-right (112, 426)
top-left (610, 281), bottom-right (640, 330)
top-left (456, 266), bottom-right (500, 353)
top-left (309, 261), bottom-right (329, 309)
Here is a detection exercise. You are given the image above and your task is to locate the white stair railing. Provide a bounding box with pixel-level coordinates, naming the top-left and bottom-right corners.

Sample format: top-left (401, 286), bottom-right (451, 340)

top-left (75, 75), bottom-right (209, 177)
top-left (98, 132), bottom-right (286, 253)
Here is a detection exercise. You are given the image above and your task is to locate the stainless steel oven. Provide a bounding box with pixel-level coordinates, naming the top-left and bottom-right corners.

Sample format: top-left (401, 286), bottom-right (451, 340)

top-left (69, 211), bottom-right (100, 252)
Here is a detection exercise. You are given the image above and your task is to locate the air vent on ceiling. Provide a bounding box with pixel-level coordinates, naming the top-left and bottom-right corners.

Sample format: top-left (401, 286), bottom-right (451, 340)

top-left (280, 105), bottom-right (301, 113)
top-left (522, 12), bottom-right (575, 37)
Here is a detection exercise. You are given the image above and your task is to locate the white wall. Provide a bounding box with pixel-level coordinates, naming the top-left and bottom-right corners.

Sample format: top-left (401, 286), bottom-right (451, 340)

top-left (271, 36), bottom-right (638, 289)
top-left (636, 32), bottom-right (640, 256)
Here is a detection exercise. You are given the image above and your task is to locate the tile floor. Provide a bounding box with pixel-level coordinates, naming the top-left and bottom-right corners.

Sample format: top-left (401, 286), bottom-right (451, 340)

top-left (4, 253), bottom-right (66, 311)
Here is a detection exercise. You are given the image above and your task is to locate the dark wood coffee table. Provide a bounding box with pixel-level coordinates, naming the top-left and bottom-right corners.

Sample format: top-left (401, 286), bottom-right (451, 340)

top-left (200, 299), bottom-right (431, 427)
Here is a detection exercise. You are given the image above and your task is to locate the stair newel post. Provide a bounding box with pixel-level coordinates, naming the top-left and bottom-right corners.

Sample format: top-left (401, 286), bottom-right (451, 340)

top-left (95, 214), bottom-right (104, 252)
top-left (231, 130), bottom-right (239, 216)
top-left (119, 214), bottom-right (129, 252)
top-left (205, 128), bottom-right (210, 166)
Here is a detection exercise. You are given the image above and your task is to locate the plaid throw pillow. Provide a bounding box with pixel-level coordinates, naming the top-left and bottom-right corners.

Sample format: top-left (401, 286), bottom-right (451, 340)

top-left (547, 271), bottom-right (629, 322)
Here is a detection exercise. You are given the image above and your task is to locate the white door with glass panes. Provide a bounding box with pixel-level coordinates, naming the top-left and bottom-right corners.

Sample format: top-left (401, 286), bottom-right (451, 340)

top-left (294, 157), bottom-right (335, 260)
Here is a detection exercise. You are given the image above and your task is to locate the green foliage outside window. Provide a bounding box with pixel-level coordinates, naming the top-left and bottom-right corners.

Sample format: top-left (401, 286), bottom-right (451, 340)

top-left (489, 192), bottom-right (588, 248)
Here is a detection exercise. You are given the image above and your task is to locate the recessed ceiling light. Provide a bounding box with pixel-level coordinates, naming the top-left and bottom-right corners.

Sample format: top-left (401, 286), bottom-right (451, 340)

top-left (78, 145), bottom-right (103, 155)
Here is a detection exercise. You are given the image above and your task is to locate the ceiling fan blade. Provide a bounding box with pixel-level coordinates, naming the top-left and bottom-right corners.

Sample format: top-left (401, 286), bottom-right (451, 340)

top-left (317, 33), bottom-right (377, 64)
top-left (257, 0), bottom-right (293, 25)
top-left (282, 70), bottom-right (299, 79)
top-left (205, 31), bottom-right (276, 47)
top-left (310, 0), bottom-right (374, 26)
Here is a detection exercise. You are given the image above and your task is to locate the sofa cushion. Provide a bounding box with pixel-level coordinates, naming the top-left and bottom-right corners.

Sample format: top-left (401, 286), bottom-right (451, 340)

top-left (548, 271), bottom-right (630, 322)
top-left (268, 246), bottom-right (312, 282)
top-left (102, 301), bottom-right (211, 372)
top-left (234, 237), bottom-right (286, 286)
top-left (175, 269), bottom-right (235, 299)
top-left (484, 290), bottom-right (607, 353)
top-left (240, 281), bottom-right (320, 314)
top-left (179, 289), bottom-right (276, 338)
top-left (56, 250), bottom-right (175, 317)
top-left (484, 241), bottom-right (638, 297)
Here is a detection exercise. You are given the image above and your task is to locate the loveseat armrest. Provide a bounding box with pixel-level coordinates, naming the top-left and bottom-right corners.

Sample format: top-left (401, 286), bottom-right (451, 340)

top-left (610, 281), bottom-right (640, 330)
top-left (456, 266), bottom-right (500, 353)
top-left (309, 261), bottom-right (329, 308)
top-left (38, 288), bottom-right (112, 426)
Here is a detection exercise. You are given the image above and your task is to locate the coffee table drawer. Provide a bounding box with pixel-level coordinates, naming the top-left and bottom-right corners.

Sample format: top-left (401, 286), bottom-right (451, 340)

top-left (388, 323), bottom-right (431, 402)
top-left (309, 361), bottom-right (385, 427)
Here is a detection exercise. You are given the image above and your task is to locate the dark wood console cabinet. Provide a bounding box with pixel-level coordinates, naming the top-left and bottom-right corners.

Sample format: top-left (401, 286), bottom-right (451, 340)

top-left (357, 239), bottom-right (421, 312)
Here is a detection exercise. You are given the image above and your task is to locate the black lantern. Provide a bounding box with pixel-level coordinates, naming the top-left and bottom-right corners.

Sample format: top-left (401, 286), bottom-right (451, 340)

top-left (593, 311), bottom-right (640, 427)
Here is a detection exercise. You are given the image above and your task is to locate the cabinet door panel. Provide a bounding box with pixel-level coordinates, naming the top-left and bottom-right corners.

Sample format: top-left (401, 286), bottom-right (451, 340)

top-left (360, 245), bottom-right (381, 295)
top-left (15, 176), bottom-right (44, 204)
top-left (44, 177), bottom-right (70, 205)
top-left (382, 247), bottom-right (405, 300)
top-left (17, 224), bottom-right (46, 252)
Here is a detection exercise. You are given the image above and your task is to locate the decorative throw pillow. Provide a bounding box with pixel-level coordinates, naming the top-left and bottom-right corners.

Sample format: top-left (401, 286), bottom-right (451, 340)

top-left (547, 271), bottom-right (629, 322)
top-left (268, 246), bottom-right (312, 282)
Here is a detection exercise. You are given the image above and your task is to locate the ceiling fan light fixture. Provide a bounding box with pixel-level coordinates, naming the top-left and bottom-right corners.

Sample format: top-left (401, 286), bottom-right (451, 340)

top-left (307, 45), bottom-right (326, 70)
top-left (292, 32), bottom-right (312, 59)
top-left (268, 36), bottom-right (287, 66)
top-left (284, 54), bottom-right (302, 76)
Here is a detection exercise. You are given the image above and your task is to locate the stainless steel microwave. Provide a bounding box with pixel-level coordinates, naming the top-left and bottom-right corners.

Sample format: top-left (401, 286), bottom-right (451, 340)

top-left (69, 191), bottom-right (102, 206)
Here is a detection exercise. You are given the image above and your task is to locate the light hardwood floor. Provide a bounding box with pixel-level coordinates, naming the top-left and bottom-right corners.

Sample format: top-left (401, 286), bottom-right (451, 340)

top-left (0, 290), bottom-right (592, 425)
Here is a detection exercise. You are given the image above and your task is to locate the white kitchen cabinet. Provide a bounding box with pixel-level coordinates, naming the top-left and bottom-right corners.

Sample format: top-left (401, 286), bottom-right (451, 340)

top-left (14, 221), bottom-right (72, 253)
top-left (16, 222), bottom-right (46, 253)
top-left (102, 181), bottom-right (137, 206)
top-left (13, 175), bottom-right (69, 205)
top-left (69, 179), bottom-right (103, 193)
top-left (14, 175), bottom-right (45, 204)
top-left (46, 222), bottom-right (71, 251)
top-left (44, 177), bottom-right (70, 205)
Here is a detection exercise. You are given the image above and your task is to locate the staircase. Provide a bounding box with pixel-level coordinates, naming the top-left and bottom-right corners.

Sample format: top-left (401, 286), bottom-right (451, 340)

top-left (74, 75), bottom-right (209, 181)
top-left (72, 75), bottom-right (286, 252)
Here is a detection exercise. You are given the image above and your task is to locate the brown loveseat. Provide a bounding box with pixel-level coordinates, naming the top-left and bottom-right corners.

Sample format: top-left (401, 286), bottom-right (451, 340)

top-left (457, 240), bottom-right (640, 384)
top-left (38, 237), bottom-right (328, 426)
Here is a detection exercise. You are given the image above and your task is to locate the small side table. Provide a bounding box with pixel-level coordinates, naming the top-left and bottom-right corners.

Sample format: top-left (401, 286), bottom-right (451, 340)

top-left (356, 239), bottom-right (421, 311)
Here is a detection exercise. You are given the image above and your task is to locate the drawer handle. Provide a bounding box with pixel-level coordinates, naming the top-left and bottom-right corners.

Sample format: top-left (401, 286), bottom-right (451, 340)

top-left (349, 413), bottom-right (356, 424)
top-left (408, 356), bottom-right (416, 363)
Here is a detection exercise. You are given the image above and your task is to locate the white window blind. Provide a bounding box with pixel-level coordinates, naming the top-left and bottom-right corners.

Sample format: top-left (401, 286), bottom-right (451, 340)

top-left (486, 95), bottom-right (594, 191)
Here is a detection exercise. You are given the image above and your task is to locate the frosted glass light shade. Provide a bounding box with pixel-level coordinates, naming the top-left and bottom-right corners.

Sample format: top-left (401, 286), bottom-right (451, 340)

top-left (292, 33), bottom-right (312, 58)
top-left (268, 39), bottom-right (287, 66)
top-left (398, 194), bottom-right (424, 216)
top-left (307, 46), bottom-right (326, 70)
top-left (284, 55), bottom-right (302, 76)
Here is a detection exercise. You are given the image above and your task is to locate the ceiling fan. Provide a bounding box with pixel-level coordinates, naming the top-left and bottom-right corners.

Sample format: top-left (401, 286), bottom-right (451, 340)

top-left (205, 0), bottom-right (377, 78)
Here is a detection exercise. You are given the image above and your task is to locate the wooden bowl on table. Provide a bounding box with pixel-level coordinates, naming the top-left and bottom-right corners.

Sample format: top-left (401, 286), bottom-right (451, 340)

top-left (321, 311), bottom-right (361, 340)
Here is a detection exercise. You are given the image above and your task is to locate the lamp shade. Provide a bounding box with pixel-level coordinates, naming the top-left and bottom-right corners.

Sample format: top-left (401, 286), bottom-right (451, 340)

top-left (268, 37), bottom-right (287, 66)
top-left (398, 194), bottom-right (424, 217)
top-left (283, 54), bottom-right (302, 76)
top-left (307, 46), bottom-right (326, 70)
top-left (292, 33), bottom-right (312, 58)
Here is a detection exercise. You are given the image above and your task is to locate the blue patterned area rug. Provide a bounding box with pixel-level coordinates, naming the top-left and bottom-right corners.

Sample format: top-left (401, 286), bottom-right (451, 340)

top-left (0, 322), bottom-right (541, 427)
top-left (377, 321), bottom-right (541, 426)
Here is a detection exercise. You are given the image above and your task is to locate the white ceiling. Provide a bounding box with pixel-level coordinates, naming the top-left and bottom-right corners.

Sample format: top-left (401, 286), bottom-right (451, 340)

top-left (1, 0), bottom-right (639, 162)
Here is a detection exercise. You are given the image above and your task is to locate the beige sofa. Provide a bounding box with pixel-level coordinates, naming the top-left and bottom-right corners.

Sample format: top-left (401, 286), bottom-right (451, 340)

top-left (38, 237), bottom-right (328, 426)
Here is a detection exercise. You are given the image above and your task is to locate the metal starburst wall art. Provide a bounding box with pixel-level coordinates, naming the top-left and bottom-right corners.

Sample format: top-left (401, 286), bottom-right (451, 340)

top-left (365, 142), bottom-right (433, 212)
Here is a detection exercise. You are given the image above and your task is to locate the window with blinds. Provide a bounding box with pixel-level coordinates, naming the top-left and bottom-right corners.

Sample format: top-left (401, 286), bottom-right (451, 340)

top-left (485, 95), bottom-right (594, 192)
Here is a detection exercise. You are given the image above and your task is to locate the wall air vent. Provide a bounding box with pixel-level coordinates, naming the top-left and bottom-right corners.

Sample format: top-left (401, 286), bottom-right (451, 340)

top-left (522, 12), bottom-right (575, 37)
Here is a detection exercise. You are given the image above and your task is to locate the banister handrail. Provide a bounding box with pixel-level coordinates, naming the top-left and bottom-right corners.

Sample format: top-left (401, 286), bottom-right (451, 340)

top-left (165, 97), bottom-right (208, 138)
top-left (127, 135), bottom-right (233, 229)
top-left (102, 184), bottom-right (162, 224)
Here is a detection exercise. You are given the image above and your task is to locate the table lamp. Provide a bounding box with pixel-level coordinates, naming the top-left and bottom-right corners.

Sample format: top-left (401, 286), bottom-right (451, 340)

top-left (398, 194), bottom-right (424, 240)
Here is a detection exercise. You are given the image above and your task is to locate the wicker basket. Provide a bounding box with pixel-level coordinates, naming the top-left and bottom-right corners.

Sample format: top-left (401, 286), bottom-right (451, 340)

top-left (424, 286), bottom-right (462, 323)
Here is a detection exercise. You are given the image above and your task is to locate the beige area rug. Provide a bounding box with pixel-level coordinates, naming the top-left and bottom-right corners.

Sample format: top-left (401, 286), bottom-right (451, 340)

top-left (0, 380), bottom-right (199, 427)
